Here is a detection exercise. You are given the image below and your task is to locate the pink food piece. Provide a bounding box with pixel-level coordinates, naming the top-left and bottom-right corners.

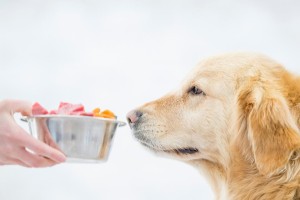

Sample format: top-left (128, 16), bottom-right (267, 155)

top-left (71, 104), bottom-right (85, 112)
top-left (79, 112), bottom-right (94, 116)
top-left (57, 103), bottom-right (85, 115)
top-left (69, 111), bottom-right (82, 115)
top-left (49, 110), bottom-right (58, 114)
top-left (58, 102), bottom-right (70, 109)
top-left (32, 102), bottom-right (49, 115)
top-left (32, 102), bottom-right (92, 117)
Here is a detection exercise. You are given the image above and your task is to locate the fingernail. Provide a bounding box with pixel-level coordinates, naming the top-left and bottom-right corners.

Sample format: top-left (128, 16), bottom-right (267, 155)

top-left (56, 153), bottom-right (67, 163)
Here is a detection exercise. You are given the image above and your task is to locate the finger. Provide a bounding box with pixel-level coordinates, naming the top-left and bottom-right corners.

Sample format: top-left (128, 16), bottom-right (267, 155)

top-left (10, 122), bottom-right (66, 163)
top-left (16, 148), bottom-right (57, 168)
top-left (14, 159), bottom-right (31, 167)
top-left (0, 155), bottom-right (30, 167)
top-left (1, 99), bottom-right (32, 116)
top-left (18, 133), bottom-right (66, 163)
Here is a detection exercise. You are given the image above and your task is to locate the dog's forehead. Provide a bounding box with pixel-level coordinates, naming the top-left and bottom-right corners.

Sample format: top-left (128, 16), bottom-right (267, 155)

top-left (196, 53), bottom-right (259, 76)
top-left (184, 55), bottom-right (240, 87)
top-left (188, 52), bottom-right (280, 83)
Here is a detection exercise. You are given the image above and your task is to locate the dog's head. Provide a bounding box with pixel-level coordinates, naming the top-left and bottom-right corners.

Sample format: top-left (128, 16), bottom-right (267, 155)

top-left (127, 52), bottom-right (300, 176)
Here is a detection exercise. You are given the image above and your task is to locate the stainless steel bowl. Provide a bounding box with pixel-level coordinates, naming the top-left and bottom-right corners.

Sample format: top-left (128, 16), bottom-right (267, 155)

top-left (22, 115), bottom-right (126, 163)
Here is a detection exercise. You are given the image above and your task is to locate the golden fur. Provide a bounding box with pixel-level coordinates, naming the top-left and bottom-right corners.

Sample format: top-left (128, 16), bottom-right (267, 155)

top-left (128, 53), bottom-right (300, 200)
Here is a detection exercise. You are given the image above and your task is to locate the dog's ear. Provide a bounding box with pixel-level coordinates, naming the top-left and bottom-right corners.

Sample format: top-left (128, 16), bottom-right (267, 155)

top-left (238, 79), bottom-right (300, 175)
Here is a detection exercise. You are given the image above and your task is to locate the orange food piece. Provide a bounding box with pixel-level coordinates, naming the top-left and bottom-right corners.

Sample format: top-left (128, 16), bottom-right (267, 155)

top-left (101, 109), bottom-right (115, 116)
top-left (93, 107), bottom-right (101, 114)
top-left (93, 109), bottom-right (116, 119)
top-left (100, 114), bottom-right (116, 119)
top-left (93, 113), bottom-right (101, 117)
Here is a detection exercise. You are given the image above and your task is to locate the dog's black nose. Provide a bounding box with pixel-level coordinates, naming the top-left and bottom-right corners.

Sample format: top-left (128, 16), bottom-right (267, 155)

top-left (126, 110), bottom-right (143, 125)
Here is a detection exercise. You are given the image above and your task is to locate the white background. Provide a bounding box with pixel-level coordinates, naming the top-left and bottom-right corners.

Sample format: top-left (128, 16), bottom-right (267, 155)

top-left (0, 1), bottom-right (300, 199)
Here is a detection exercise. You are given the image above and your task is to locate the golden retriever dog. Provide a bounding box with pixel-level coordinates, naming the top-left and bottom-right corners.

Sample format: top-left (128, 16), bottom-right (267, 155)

top-left (127, 53), bottom-right (300, 200)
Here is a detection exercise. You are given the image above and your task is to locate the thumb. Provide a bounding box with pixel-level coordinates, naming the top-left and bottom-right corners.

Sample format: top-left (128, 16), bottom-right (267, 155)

top-left (1, 99), bottom-right (32, 116)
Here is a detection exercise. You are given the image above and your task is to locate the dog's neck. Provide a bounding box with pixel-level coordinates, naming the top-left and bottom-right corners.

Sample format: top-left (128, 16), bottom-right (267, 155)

top-left (228, 146), bottom-right (300, 200)
top-left (189, 159), bottom-right (229, 200)
top-left (190, 148), bottom-right (300, 200)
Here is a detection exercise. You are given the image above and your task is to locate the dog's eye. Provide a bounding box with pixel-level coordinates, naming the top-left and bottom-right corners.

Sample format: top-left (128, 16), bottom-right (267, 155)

top-left (188, 86), bottom-right (205, 95)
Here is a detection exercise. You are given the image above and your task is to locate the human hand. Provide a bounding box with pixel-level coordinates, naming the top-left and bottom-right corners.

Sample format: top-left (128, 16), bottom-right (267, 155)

top-left (0, 99), bottom-right (66, 167)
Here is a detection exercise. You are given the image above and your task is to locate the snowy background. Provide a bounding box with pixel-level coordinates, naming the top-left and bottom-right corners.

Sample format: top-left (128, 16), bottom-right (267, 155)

top-left (0, 0), bottom-right (300, 199)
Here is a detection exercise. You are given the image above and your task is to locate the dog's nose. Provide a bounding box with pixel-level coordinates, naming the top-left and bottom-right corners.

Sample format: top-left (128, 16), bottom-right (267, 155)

top-left (127, 110), bottom-right (143, 125)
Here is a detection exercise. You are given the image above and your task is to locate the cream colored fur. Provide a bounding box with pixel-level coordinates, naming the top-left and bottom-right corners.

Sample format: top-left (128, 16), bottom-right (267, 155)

top-left (130, 53), bottom-right (300, 200)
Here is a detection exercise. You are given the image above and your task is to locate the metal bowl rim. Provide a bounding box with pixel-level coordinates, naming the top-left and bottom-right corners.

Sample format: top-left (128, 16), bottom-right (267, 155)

top-left (22, 115), bottom-right (127, 127)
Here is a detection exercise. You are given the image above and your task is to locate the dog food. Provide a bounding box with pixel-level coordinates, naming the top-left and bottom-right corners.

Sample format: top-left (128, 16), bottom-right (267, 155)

top-left (32, 102), bottom-right (116, 119)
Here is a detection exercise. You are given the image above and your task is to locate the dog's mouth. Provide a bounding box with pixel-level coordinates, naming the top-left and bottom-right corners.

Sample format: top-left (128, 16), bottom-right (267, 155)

top-left (140, 141), bottom-right (199, 155)
top-left (168, 148), bottom-right (199, 154)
